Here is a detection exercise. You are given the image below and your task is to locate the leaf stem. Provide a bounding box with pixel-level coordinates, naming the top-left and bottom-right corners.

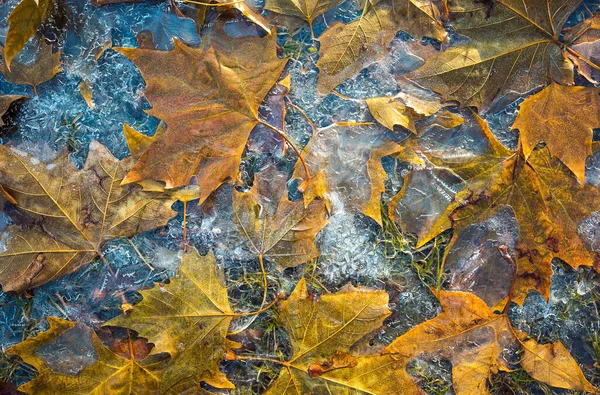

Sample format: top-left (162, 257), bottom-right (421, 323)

top-left (285, 97), bottom-right (318, 135)
top-left (232, 354), bottom-right (290, 367)
top-left (257, 119), bottom-right (311, 182)
top-left (565, 46), bottom-right (600, 73)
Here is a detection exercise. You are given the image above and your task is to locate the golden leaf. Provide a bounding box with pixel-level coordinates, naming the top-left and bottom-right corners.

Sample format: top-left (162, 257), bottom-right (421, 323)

top-left (264, 0), bottom-right (346, 29)
top-left (366, 89), bottom-right (447, 134)
top-left (512, 83), bottom-right (600, 182)
top-left (1, 40), bottom-right (61, 95)
top-left (408, 0), bottom-right (592, 109)
top-left (7, 317), bottom-right (168, 394)
top-left (384, 291), bottom-right (597, 394)
top-left (233, 166), bottom-right (328, 270)
top-left (4, 0), bottom-right (53, 70)
top-left (316, 0), bottom-right (446, 93)
top-left (0, 95), bottom-right (27, 126)
top-left (405, 115), bottom-right (600, 303)
top-left (264, 278), bottom-right (409, 394)
top-left (0, 141), bottom-right (177, 292)
top-left (105, 248), bottom-right (235, 392)
top-left (116, 28), bottom-right (287, 204)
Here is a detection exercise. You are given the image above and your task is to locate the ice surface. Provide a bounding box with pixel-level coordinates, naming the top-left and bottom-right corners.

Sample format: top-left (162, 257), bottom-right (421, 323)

top-left (445, 207), bottom-right (518, 307)
top-left (36, 322), bottom-right (97, 376)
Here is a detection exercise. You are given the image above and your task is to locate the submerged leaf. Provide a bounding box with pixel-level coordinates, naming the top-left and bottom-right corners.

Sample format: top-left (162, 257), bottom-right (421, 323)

top-left (233, 167), bottom-right (328, 270)
top-left (4, 0), bottom-right (53, 70)
top-left (117, 27), bottom-right (287, 203)
top-left (1, 40), bottom-right (61, 94)
top-left (384, 291), bottom-right (596, 394)
top-left (0, 95), bottom-right (27, 126)
top-left (0, 141), bottom-right (177, 292)
top-left (292, 122), bottom-right (404, 225)
top-left (316, 0), bottom-right (446, 93)
top-left (8, 317), bottom-right (167, 394)
top-left (106, 248), bottom-right (235, 392)
top-left (412, 116), bottom-right (600, 303)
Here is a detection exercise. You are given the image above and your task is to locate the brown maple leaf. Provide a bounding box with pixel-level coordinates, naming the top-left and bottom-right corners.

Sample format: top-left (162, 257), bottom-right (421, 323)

top-left (316, 0), bottom-right (446, 93)
top-left (395, 114), bottom-right (600, 303)
top-left (407, 0), bottom-right (600, 109)
top-left (116, 27), bottom-right (288, 204)
top-left (384, 290), bottom-right (596, 394)
top-left (233, 166), bottom-right (328, 271)
top-left (254, 278), bottom-right (410, 394)
top-left (0, 141), bottom-right (177, 293)
top-left (512, 83), bottom-right (600, 183)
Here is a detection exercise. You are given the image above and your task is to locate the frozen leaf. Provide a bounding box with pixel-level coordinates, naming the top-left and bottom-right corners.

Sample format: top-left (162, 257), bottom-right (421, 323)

top-left (233, 167), bottom-right (328, 270)
top-left (264, 279), bottom-right (408, 394)
top-left (105, 248), bottom-right (235, 392)
top-left (1, 41), bottom-right (61, 95)
top-left (407, 0), bottom-right (597, 109)
top-left (383, 291), bottom-right (597, 394)
top-left (316, 0), bottom-right (446, 93)
top-left (0, 141), bottom-right (177, 293)
top-left (512, 83), bottom-right (600, 182)
top-left (414, 116), bottom-right (600, 303)
top-left (7, 317), bottom-right (167, 394)
top-left (264, 0), bottom-right (345, 30)
top-left (117, 27), bottom-right (287, 204)
top-left (366, 89), bottom-right (447, 134)
top-left (4, 0), bottom-right (53, 70)
top-left (0, 95), bottom-right (27, 126)
top-left (293, 123), bottom-right (405, 225)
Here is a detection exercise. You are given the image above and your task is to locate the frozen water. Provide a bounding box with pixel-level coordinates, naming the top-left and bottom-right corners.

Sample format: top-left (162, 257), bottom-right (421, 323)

top-left (318, 213), bottom-right (390, 284)
top-left (0, 0), bottom-right (598, 392)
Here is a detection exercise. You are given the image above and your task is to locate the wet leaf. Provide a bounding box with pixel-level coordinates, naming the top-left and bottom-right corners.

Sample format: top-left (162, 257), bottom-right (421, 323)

top-left (0, 141), bottom-right (177, 293)
top-left (233, 167), bottom-right (328, 270)
top-left (411, 116), bottom-right (600, 303)
top-left (7, 317), bottom-right (167, 394)
top-left (512, 83), bottom-right (600, 182)
top-left (1, 40), bottom-right (61, 95)
top-left (106, 248), bottom-right (235, 392)
top-left (366, 88), bottom-right (447, 134)
top-left (264, 278), bottom-right (408, 394)
top-left (383, 291), bottom-right (597, 394)
top-left (407, 0), bottom-right (595, 109)
top-left (4, 0), bottom-right (53, 70)
top-left (264, 0), bottom-right (345, 30)
top-left (0, 95), bottom-right (27, 126)
top-left (316, 0), bottom-right (446, 93)
top-left (564, 14), bottom-right (600, 84)
top-left (117, 27), bottom-right (287, 203)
